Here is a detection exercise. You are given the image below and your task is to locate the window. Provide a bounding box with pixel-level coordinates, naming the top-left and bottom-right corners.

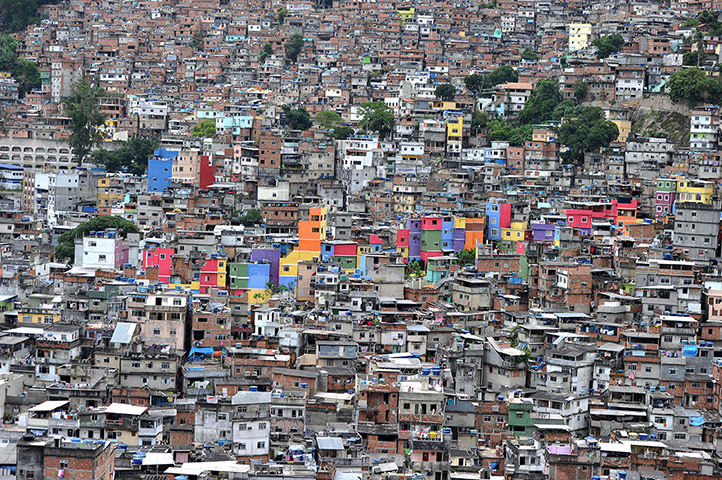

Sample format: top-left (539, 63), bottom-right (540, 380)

top-left (59, 461), bottom-right (68, 469)
top-left (153, 328), bottom-right (161, 335)
top-left (257, 441), bottom-right (266, 449)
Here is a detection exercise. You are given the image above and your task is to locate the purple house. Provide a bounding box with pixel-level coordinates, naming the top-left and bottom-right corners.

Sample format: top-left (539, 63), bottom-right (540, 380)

top-left (406, 219), bottom-right (422, 260)
top-left (531, 222), bottom-right (556, 243)
top-left (452, 228), bottom-right (466, 252)
top-left (250, 248), bottom-right (281, 286)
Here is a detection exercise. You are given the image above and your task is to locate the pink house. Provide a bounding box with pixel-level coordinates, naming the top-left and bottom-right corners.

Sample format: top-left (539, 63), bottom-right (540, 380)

top-left (564, 209), bottom-right (606, 233)
top-left (143, 247), bottom-right (175, 283)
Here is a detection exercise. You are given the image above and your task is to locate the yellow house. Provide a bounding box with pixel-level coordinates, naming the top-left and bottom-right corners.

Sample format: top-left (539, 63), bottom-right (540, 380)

top-left (676, 179), bottom-right (714, 204)
top-left (279, 207), bottom-right (328, 289)
top-left (447, 116), bottom-right (463, 139)
top-left (611, 120), bottom-right (632, 143)
top-left (248, 288), bottom-right (272, 304)
top-left (569, 23), bottom-right (592, 52)
top-left (501, 221), bottom-right (529, 242)
top-left (97, 177), bottom-right (124, 207)
top-left (397, 7), bottom-right (415, 21)
top-left (167, 281), bottom-right (201, 292)
top-left (19, 308), bottom-right (61, 324)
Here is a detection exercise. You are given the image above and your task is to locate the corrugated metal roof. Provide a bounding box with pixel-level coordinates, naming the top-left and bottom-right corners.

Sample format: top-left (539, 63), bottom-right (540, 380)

top-left (317, 437), bottom-right (344, 450)
top-left (110, 322), bottom-right (136, 344)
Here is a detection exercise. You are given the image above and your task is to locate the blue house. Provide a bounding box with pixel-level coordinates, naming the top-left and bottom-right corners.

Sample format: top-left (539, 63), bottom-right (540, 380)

top-left (147, 148), bottom-right (177, 193)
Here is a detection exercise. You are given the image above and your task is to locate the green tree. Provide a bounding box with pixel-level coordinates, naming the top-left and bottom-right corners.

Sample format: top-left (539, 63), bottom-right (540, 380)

top-left (435, 83), bottom-right (456, 101)
top-left (405, 260), bottom-right (425, 278)
top-left (91, 137), bottom-right (159, 175)
top-left (238, 208), bottom-right (263, 226)
top-left (63, 78), bottom-right (106, 164)
top-left (282, 104), bottom-right (312, 131)
top-left (471, 110), bottom-right (488, 135)
top-left (0, 34), bottom-right (17, 71)
top-left (557, 107), bottom-right (619, 164)
top-left (484, 65), bottom-right (518, 89)
top-left (192, 119), bottom-right (216, 138)
top-left (55, 216), bottom-right (140, 263)
top-left (13, 58), bottom-right (40, 96)
top-left (592, 34), bottom-right (625, 59)
top-left (668, 67), bottom-right (722, 106)
top-left (329, 126), bottom-right (354, 140)
top-left (489, 120), bottom-right (533, 146)
top-left (0, 0), bottom-right (53, 33)
top-left (0, 35), bottom-right (40, 96)
top-left (697, 11), bottom-right (722, 36)
top-left (694, 30), bottom-right (704, 66)
top-left (315, 111), bottom-right (352, 138)
top-left (285, 33), bottom-right (304, 63)
top-left (683, 50), bottom-right (700, 66)
top-left (457, 248), bottom-right (476, 266)
top-left (517, 79), bottom-right (564, 125)
top-left (190, 31), bottom-right (203, 50)
top-left (521, 48), bottom-right (539, 61)
top-left (277, 7), bottom-right (288, 24)
top-left (464, 73), bottom-right (485, 95)
top-left (560, 56), bottom-right (567, 68)
top-left (315, 110), bottom-right (344, 130)
top-left (573, 80), bottom-right (588, 103)
top-left (464, 67), bottom-right (518, 94)
top-left (259, 42), bottom-right (273, 63)
top-left (359, 101), bottom-right (394, 139)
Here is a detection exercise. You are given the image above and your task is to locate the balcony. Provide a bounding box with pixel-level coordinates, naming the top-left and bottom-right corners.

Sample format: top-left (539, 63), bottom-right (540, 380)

top-left (48, 417), bottom-right (80, 429)
top-left (145, 303), bottom-right (186, 313)
top-left (186, 387), bottom-right (214, 396)
top-left (105, 417), bottom-right (137, 430)
top-left (411, 461), bottom-right (450, 471)
top-left (232, 411), bottom-right (270, 421)
top-left (139, 424), bottom-right (163, 437)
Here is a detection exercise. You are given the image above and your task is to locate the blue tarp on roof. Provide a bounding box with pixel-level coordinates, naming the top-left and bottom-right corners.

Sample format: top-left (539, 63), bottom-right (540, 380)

top-left (189, 346), bottom-right (214, 356)
top-left (683, 345), bottom-right (698, 357)
top-left (690, 416), bottom-right (706, 426)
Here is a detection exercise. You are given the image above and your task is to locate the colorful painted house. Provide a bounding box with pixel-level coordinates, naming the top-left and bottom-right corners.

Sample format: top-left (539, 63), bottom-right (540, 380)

top-left (321, 241), bottom-right (358, 272)
top-left (463, 218), bottom-right (485, 251)
top-left (279, 207), bottom-right (328, 288)
top-left (148, 148), bottom-right (177, 193)
top-left (426, 255), bottom-right (459, 285)
top-left (676, 179), bottom-right (714, 204)
top-left (199, 154), bottom-right (217, 190)
top-left (229, 262), bottom-right (271, 303)
top-left (486, 202), bottom-right (511, 241)
top-left (250, 249), bottom-right (281, 286)
top-left (407, 219), bottom-right (422, 260)
top-left (612, 199), bottom-right (637, 226)
top-left (531, 222), bottom-right (556, 243)
top-left (199, 256), bottom-right (227, 294)
top-left (501, 221), bottom-right (531, 243)
top-left (655, 178), bottom-right (677, 219)
top-left (420, 216), bottom-right (443, 262)
top-left (396, 228), bottom-right (410, 263)
top-left (142, 247), bottom-right (175, 283)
